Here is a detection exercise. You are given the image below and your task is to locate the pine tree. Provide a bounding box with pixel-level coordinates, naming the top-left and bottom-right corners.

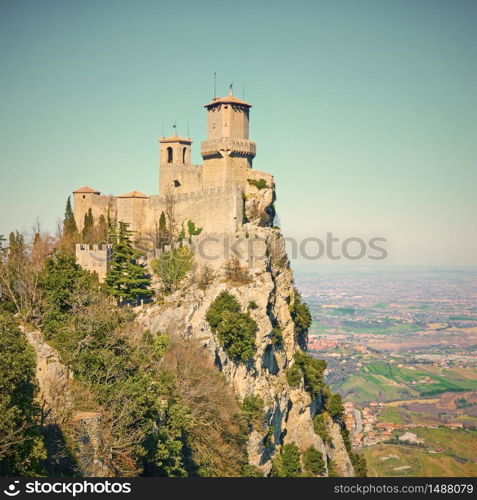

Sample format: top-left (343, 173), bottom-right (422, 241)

top-left (97, 214), bottom-right (108, 243)
top-left (157, 211), bottom-right (167, 249)
top-left (63, 196), bottom-right (78, 237)
top-left (105, 221), bottom-right (152, 304)
top-left (82, 208), bottom-right (94, 244)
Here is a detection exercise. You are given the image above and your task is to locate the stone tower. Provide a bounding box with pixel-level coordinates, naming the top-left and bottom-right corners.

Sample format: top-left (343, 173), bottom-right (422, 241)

top-left (201, 91), bottom-right (256, 189)
top-left (158, 131), bottom-right (193, 194)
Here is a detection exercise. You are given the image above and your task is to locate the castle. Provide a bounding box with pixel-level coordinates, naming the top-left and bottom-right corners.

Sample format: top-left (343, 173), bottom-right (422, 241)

top-left (73, 92), bottom-right (275, 246)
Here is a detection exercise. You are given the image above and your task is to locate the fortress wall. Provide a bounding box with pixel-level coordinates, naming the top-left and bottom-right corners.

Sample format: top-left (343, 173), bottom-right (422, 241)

top-left (74, 193), bottom-right (116, 231)
top-left (159, 163), bottom-right (203, 195)
top-left (75, 244), bottom-right (111, 281)
top-left (146, 186), bottom-right (243, 236)
top-left (116, 197), bottom-right (150, 235)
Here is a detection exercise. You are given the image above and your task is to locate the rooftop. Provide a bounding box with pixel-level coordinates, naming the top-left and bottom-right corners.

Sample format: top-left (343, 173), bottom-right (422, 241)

top-left (73, 186), bottom-right (100, 194)
top-left (204, 91), bottom-right (251, 109)
top-left (117, 190), bottom-right (149, 199)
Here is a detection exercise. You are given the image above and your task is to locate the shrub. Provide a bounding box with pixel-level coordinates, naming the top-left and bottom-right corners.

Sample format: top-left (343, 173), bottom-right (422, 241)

top-left (205, 291), bottom-right (241, 333)
top-left (313, 413), bottom-right (332, 445)
top-left (303, 447), bottom-right (326, 476)
top-left (0, 313), bottom-right (46, 476)
top-left (290, 289), bottom-right (312, 346)
top-left (225, 256), bottom-right (252, 285)
top-left (351, 452), bottom-right (367, 477)
top-left (142, 330), bottom-right (169, 361)
top-left (216, 310), bottom-right (257, 363)
top-left (248, 301), bottom-right (258, 310)
top-left (326, 393), bottom-right (345, 421)
top-left (263, 426), bottom-right (274, 447)
top-left (286, 363), bottom-right (302, 388)
top-left (240, 464), bottom-right (264, 477)
top-left (270, 327), bottom-right (284, 346)
top-left (151, 247), bottom-right (193, 293)
top-left (270, 442), bottom-right (301, 477)
top-left (187, 220), bottom-right (202, 237)
top-left (327, 459), bottom-right (339, 477)
top-left (241, 395), bottom-right (264, 428)
top-left (247, 178), bottom-right (269, 190)
top-left (294, 351), bottom-right (327, 398)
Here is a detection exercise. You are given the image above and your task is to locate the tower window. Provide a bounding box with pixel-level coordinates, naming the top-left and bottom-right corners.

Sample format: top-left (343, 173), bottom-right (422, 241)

top-left (167, 147), bottom-right (173, 163)
top-left (182, 147), bottom-right (186, 164)
top-left (174, 179), bottom-right (181, 187)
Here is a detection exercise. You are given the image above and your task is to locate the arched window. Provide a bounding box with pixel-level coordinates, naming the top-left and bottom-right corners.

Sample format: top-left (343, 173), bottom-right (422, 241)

top-left (182, 147), bottom-right (186, 164)
top-left (167, 147), bottom-right (173, 163)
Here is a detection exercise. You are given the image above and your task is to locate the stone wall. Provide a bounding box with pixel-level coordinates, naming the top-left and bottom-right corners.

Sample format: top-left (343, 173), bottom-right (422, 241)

top-left (75, 244), bottom-right (112, 281)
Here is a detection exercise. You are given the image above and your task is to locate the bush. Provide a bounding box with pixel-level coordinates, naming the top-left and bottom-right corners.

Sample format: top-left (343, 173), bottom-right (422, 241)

top-left (247, 178), bottom-right (269, 190)
top-left (248, 301), bottom-right (258, 310)
top-left (205, 291), bottom-right (241, 333)
top-left (290, 289), bottom-right (312, 346)
top-left (303, 447), bottom-right (326, 476)
top-left (313, 413), bottom-right (332, 445)
top-left (263, 426), bottom-right (274, 447)
top-left (0, 313), bottom-right (46, 476)
top-left (269, 327), bottom-right (283, 347)
top-left (240, 464), bottom-right (264, 477)
top-left (241, 395), bottom-right (264, 428)
top-left (225, 256), bottom-right (252, 285)
top-left (270, 443), bottom-right (301, 477)
top-left (142, 330), bottom-right (169, 361)
top-left (216, 310), bottom-right (257, 363)
top-left (286, 363), bottom-right (302, 388)
top-left (294, 351), bottom-right (327, 398)
top-left (351, 452), bottom-right (367, 477)
top-left (326, 393), bottom-right (345, 421)
top-left (151, 247), bottom-right (193, 293)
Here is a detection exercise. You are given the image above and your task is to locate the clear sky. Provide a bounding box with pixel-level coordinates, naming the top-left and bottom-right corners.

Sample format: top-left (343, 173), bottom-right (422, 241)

top-left (1, 0), bottom-right (476, 266)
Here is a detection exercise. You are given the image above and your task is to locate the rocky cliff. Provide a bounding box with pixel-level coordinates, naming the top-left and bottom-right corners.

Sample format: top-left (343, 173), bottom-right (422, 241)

top-left (137, 223), bottom-right (355, 476)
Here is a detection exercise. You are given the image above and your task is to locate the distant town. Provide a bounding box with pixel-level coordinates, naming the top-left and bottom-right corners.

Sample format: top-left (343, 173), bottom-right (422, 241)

top-left (295, 267), bottom-right (477, 476)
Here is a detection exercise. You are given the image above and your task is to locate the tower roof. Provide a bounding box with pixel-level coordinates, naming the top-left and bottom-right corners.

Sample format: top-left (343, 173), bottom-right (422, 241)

top-left (117, 190), bottom-right (149, 199)
top-left (159, 129), bottom-right (192, 144)
top-left (73, 186), bottom-right (100, 194)
top-left (204, 91), bottom-right (252, 109)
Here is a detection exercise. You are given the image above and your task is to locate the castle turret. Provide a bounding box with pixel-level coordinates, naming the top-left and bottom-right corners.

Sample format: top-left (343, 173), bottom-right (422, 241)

top-left (158, 131), bottom-right (198, 195)
top-left (159, 131), bottom-right (192, 167)
top-left (201, 91), bottom-right (256, 189)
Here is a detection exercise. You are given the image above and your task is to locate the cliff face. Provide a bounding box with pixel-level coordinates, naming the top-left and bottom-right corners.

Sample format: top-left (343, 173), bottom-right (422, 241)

top-left (138, 224), bottom-right (355, 476)
top-left (23, 328), bottom-right (112, 477)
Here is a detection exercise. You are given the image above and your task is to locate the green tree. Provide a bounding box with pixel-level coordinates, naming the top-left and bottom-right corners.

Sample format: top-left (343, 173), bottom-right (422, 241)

top-left (157, 211), bottom-right (167, 248)
top-left (270, 443), bottom-right (302, 477)
top-left (187, 220), bottom-right (202, 237)
top-left (302, 447), bottom-right (326, 476)
top-left (326, 393), bottom-right (345, 421)
top-left (290, 288), bottom-right (312, 347)
top-left (205, 291), bottom-right (241, 332)
top-left (151, 247), bottom-right (193, 293)
top-left (216, 311), bottom-right (257, 363)
top-left (312, 413), bottom-right (332, 445)
top-left (0, 313), bottom-right (46, 475)
top-left (106, 221), bottom-right (152, 304)
top-left (63, 196), bottom-right (78, 237)
top-left (82, 208), bottom-right (94, 243)
top-left (97, 214), bottom-right (108, 243)
top-left (241, 395), bottom-right (264, 429)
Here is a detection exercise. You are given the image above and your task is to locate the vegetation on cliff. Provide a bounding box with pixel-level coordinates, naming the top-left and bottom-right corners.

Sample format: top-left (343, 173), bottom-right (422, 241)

top-left (0, 313), bottom-right (46, 476)
top-left (206, 291), bottom-right (257, 363)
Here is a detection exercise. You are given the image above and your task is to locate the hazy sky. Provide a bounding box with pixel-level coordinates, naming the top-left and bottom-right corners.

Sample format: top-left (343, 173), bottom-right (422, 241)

top-left (1, 0), bottom-right (476, 266)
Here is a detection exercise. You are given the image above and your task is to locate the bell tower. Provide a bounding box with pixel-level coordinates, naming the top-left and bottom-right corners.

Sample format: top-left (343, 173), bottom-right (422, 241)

top-left (201, 91), bottom-right (256, 188)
